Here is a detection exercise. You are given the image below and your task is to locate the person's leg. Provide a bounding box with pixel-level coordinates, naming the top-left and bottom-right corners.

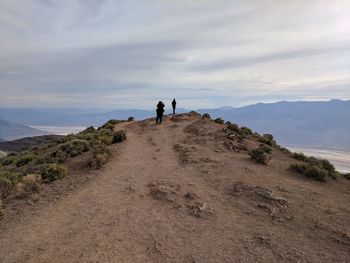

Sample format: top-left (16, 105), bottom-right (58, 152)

top-left (159, 114), bottom-right (162, 124)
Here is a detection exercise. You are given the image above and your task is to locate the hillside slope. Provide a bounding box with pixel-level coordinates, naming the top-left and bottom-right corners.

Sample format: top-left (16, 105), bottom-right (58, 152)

top-left (0, 120), bottom-right (49, 141)
top-left (0, 113), bottom-right (349, 262)
top-left (0, 135), bottom-right (63, 152)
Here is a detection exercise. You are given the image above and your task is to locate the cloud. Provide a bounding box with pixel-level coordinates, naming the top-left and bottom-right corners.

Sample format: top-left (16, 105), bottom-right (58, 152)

top-left (0, 0), bottom-right (349, 109)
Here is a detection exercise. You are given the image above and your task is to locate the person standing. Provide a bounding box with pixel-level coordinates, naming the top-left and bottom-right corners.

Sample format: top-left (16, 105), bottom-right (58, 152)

top-left (156, 101), bottom-right (165, 124)
top-left (172, 99), bottom-right (177, 114)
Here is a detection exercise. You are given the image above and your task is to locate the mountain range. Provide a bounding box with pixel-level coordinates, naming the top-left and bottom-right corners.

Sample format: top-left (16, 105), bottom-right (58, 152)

top-left (0, 120), bottom-right (48, 141)
top-left (0, 99), bottom-right (349, 150)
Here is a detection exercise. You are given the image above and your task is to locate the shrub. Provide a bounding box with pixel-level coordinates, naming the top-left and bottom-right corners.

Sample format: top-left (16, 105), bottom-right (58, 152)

top-left (40, 164), bottom-right (67, 183)
top-left (214, 117), bottom-right (224, 124)
top-left (16, 153), bottom-right (37, 167)
top-left (319, 159), bottom-right (336, 179)
top-left (289, 163), bottom-right (307, 174)
top-left (22, 174), bottom-right (42, 193)
top-left (51, 150), bottom-right (68, 163)
top-left (249, 148), bottom-right (271, 165)
top-left (128, 116), bottom-right (135, 122)
top-left (292, 152), bottom-right (308, 161)
top-left (227, 123), bottom-right (239, 132)
top-left (290, 163), bottom-right (327, 182)
top-left (239, 127), bottom-right (252, 137)
top-left (344, 173), bottom-right (350, 180)
top-left (59, 139), bottom-right (90, 157)
top-left (100, 119), bottom-right (121, 130)
top-left (0, 170), bottom-right (21, 197)
top-left (202, 113), bottom-right (211, 119)
top-left (304, 165), bottom-right (327, 182)
top-left (259, 144), bottom-right (272, 154)
top-left (89, 146), bottom-right (112, 169)
top-left (259, 134), bottom-right (276, 146)
top-left (112, 130), bottom-right (127, 144)
top-left (81, 126), bottom-right (96, 134)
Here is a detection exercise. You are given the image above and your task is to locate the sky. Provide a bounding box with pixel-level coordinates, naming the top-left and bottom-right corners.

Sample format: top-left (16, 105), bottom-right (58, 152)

top-left (0, 0), bottom-right (350, 109)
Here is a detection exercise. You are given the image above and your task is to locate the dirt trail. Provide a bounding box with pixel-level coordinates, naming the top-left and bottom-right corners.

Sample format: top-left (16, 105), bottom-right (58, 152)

top-left (0, 115), bottom-right (349, 263)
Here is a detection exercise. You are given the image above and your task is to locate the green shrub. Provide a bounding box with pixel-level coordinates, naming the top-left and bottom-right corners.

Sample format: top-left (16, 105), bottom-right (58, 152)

top-left (81, 126), bottom-right (96, 134)
top-left (249, 148), bottom-right (271, 165)
top-left (15, 153), bottom-right (36, 167)
top-left (259, 134), bottom-right (276, 146)
top-left (51, 150), bottom-right (68, 163)
top-left (0, 170), bottom-right (21, 197)
top-left (40, 164), bottom-right (67, 183)
top-left (202, 113), bottom-right (211, 119)
top-left (99, 119), bottom-right (121, 130)
top-left (227, 123), bottom-right (239, 132)
top-left (290, 163), bottom-right (328, 182)
top-left (128, 116), bottom-right (135, 122)
top-left (259, 144), bottom-right (272, 154)
top-left (289, 163), bottom-right (307, 174)
top-left (214, 117), bottom-right (224, 124)
top-left (292, 152), bottom-right (308, 161)
top-left (112, 130), bottom-right (127, 144)
top-left (239, 127), bottom-right (253, 138)
top-left (59, 139), bottom-right (90, 157)
top-left (89, 146), bottom-right (112, 169)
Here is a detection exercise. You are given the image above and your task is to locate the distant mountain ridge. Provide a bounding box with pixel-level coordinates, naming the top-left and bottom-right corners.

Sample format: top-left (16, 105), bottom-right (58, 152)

top-left (0, 120), bottom-right (49, 141)
top-left (0, 99), bottom-right (349, 150)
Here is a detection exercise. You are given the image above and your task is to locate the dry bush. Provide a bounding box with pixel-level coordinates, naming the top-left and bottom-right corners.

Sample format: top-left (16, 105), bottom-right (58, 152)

top-left (89, 145), bottom-right (112, 169)
top-left (0, 170), bottom-right (21, 197)
top-left (22, 174), bottom-right (42, 193)
top-left (249, 148), bottom-right (271, 165)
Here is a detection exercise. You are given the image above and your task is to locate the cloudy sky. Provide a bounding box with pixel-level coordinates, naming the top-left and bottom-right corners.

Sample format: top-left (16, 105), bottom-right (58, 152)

top-left (0, 0), bottom-right (349, 109)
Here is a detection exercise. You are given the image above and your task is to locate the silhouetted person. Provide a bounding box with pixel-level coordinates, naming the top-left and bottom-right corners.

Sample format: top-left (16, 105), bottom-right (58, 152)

top-left (156, 101), bottom-right (165, 124)
top-left (172, 99), bottom-right (177, 114)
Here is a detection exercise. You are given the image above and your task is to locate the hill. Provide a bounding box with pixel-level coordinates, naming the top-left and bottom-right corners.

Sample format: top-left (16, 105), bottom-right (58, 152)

top-left (0, 120), bottom-right (49, 141)
top-left (0, 135), bottom-right (64, 152)
top-left (0, 100), bottom-right (349, 150)
top-left (0, 138), bottom-right (5, 142)
top-left (199, 99), bottom-right (350, 150)
top-left (0, 113), bottom-right (349, 262)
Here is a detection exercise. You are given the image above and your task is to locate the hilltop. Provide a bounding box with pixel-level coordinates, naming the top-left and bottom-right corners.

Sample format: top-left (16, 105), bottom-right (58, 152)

top-left (0, 113), bottom-right (349, 262)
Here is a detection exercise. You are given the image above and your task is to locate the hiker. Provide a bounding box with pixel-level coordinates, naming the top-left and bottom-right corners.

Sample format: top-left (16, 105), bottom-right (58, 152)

top-left (172, 99), bottom-right (177, 114)
top-left (156, 101), bottom-right (165, 124)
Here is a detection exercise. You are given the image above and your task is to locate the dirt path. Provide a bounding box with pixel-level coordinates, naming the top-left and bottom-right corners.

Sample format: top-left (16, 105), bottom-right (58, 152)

top-left (0, 115), bottom-right (349, 263)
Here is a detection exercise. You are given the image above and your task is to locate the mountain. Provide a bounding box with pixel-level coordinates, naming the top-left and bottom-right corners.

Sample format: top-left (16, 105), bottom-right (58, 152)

top-left (0, 120), bottom-right (50, 141)
top-left (0, 135), bottom-right (63, 152)
top-left (0, 100), bottom-right (349, 149)
top-left (0, 138), bottom-right (5, 142)
top-left (0, 113), bottom-right (349, 262)
top-left (199, 99), bottom-right (350, 150)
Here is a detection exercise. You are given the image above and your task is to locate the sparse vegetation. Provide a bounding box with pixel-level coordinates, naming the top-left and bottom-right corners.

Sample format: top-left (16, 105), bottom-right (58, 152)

top-left (112, 130), bottom-right (127, 144)
top-left (249, 148), bottom-right (271, 165)
top-left (0, 170), bottom-right (21, 197)
top-left (89, 145), bottom-right (112, 169)
top-left (202, 113), bottom-right (211, 119)
top-left (259, 144), bottom-right (272, 154)
top-left (214, 117), bottom-right (224, 124)
top-left (259, 134), bottom-right (276, 146)
top-left (40, 164), bottom-right (67, 183)
top-left (239, 127), bottom-right (253, 138)
top-left (227, 123), bottom-right (239, 132)
top-left (290, 151), bottom-right (337, 181)
top-left (128, 116), bottom-right (135, 122)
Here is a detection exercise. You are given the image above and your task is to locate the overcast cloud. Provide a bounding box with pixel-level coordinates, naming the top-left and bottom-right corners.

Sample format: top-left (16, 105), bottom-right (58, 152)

top-left (0, 0), bottom-right (349, 109)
